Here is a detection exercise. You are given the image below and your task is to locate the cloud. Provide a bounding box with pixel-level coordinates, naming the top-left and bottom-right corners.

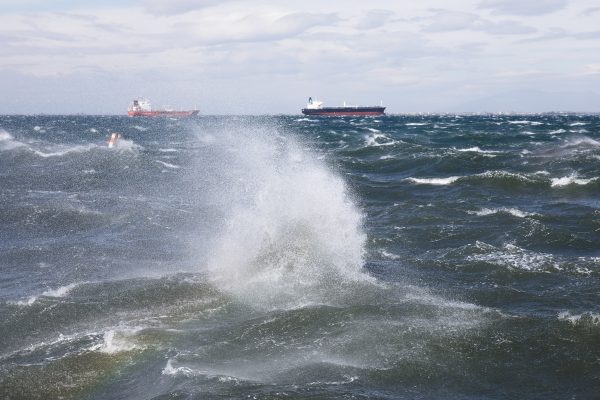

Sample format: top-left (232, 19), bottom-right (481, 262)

top-left (140, 0), bottom-right (224, 15)
top-left (582, 7), bottom-right (600, 16)
top-left (478, 0), bottom-right (568, 16)
top-left (355, 9), bottom-right (393, 30)
top-left (421, 9), bottom-right (536, 35)
top-left (477, 20), bottom-right (537, 35)
top-left (421, 10), bottom-right (479, 32)
top-left (518, 28), bottom-right (600, 43)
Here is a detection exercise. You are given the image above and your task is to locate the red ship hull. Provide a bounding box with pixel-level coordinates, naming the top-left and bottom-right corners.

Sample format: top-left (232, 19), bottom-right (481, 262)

top-left (128, 110), bottom-right (199, 117)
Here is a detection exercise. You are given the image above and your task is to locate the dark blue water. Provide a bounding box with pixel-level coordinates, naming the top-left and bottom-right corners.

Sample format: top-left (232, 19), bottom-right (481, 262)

top-left (1, 114), bottom-right (599, 399)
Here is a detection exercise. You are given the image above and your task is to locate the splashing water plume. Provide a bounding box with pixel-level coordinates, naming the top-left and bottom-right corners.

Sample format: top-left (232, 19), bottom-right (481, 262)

top-left (200, 122), bottom-right (372, 309)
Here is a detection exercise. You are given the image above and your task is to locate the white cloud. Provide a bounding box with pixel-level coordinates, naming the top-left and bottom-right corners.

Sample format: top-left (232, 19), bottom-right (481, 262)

top-left (355, 9), bottom-right (393, 30)
top-left (139, 0), bottom-right (225, 15)
top-left (478, 0), bottom-right (568, 16)
top-left (0, 0), bottom-right (599, 113)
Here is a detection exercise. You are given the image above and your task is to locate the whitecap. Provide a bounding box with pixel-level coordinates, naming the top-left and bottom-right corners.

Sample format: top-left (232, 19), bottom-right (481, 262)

top-left (0, 129), bottom-right (25, 151)
top-left (508, 120), bottom-right (531, 124)
top-left (405, 122), bottom-right (428, 126)
top-left (32, 144), bottom-right (98, 158)
top-left (569, 122), bottom-right (587, 126)
top-left (456, 146), bottom-right (500, 154)
top-left (558, 311), bottom-right (600, 326)
top-left (89, 329), bottom-right (141, 354)
top-left (548, 129), bottom-right (566, 134)
top-left (155, 160), bottom-right (181, 169)
top-left (364, 132), bottom-right (397, 147)
top-left (405, 176), bottom-right (461, 185)
top-left (551, 173), bottom-right (597, 187)
top-left (468, 207), bottom-right (535, 218)
top-left (467, 243), bottom-right (559, 272)
top-left (13, 282), bottom-right (85, 306)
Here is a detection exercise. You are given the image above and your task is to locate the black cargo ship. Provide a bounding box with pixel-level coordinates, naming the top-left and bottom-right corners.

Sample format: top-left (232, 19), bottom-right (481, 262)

top-left (301, 97), bottom-right (385, 116)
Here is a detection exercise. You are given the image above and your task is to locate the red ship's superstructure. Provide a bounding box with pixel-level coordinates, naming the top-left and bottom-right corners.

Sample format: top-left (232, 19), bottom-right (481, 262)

top-left (301, 97), bottom-right (385, 116)
top-left (128, 98), bottom-right (199, 117)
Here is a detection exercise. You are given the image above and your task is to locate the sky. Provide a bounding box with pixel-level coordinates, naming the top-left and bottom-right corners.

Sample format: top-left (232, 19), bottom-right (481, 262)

top-left (0, 0), bottom-right (599, 114)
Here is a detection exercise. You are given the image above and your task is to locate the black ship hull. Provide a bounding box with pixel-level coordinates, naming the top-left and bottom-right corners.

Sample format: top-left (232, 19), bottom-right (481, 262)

top-left (302, 106), bottom-right (385, 116)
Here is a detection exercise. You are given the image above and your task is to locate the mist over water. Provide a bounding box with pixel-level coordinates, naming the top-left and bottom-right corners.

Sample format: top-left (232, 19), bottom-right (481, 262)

top-left (0, 114), bottom-right (599, 399)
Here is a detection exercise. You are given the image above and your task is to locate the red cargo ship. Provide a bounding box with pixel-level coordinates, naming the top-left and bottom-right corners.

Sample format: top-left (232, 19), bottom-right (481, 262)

top-left (301, 97), bottom-right (385, 116)
top-left (127, 98), bottom-right (199, 117)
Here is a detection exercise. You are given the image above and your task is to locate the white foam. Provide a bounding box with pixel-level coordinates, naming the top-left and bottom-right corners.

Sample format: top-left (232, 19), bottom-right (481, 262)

top-left (405, 122), bottom-right (428, 126)
top-left (551, 173), bottom-right (597, 187)
top-left (468, 244), bottom-right (559, 272)
top-left (155, 160), bottom-right (181, 169)
top-left (42, 282), bottom-right (81, 297)
top-left (456, 146), bottom-right (500, 154)
top-left (133, 125), bottom-right (148, 131)
top-left (405, 176), bottom-right (461, 185)
top-left (0, 130), bottom-right (26, 151)
top-left (569, 122), bottom-right (587, 126)
top-left (563, 136), bottom-right (600, 147)
top-left (90, 329), bottom-right (140, 354)
top-left (469, 207), bottom-right (534, 218)
top-left (364, 132), bottom-right (397, 147)
top-left (558, 311), bottom-right (600, 326)
top-left (13, 282), bottom-right (84, 305)
top-left (205, 123), bottom-right (372, 310)
top-left (508, 120), bottom-right (531, 124)
top-left (159, 148), bottom-right (179, 153)
top-left (32, 144), bottom-right (99, 158)
top-left (548, 129), bottom-right (566, 134)
top-left (162, 359), bottom-right (199, 377)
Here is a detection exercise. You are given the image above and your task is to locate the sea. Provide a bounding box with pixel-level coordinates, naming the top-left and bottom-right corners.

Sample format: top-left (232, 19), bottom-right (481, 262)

top-left (0, 114), bottom-right (598, 399)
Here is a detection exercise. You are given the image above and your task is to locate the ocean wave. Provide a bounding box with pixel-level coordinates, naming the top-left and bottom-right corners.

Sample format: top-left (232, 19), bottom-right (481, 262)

top-left (0, 129), bottom-right (26, 151)
top-left (155, 160), bottom-right (181, 169)
top-left (88, 329), bottom-right (141, 354)
top-left (562, 136), bottom-right (600, 147)
top-left (455, 146), bottom-right (501, 155)
top-left (32, 144), bottom-right (99, 158)
top-left (551, 173), bottom-right (598, 188)
top-left (14, 282), bottom-right (86, 306)
top-left (467, 243), bottom-right (560, 272)
top-left (569, 122), bottom-right (588, 126)
top-left (405, 122), bottom-right (428, 126)
top-left (548, 129), bottom-right (566, 134)
top-left (363, 132), bottom-right (397, 147)
top-left (405, 176), bottom-right (461, 185)
top-left (474, 170), bottom-right (538, 184)
top-left (468, 207), bottom-right (535, 218)
top-left (205, 123), bottom-right (373, 310)
top-left (558, 311), bottom-right (600, 327)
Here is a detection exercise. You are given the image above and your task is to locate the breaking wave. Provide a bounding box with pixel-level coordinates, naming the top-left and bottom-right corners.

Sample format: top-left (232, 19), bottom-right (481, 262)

top-left (203, 123), bottom-right (372, 309)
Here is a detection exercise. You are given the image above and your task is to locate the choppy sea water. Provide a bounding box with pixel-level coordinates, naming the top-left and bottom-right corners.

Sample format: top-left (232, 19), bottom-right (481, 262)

top-left (0, 114), bottom-right (599, 399)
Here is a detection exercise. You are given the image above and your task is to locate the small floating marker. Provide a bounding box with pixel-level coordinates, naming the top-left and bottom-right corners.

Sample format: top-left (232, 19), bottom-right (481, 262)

top-left (108, 132), bottom-right (120, 148)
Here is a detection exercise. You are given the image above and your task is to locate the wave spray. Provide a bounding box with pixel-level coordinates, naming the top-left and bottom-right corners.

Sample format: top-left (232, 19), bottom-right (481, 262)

top-left (200, 120), bottom-right (372, 309)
